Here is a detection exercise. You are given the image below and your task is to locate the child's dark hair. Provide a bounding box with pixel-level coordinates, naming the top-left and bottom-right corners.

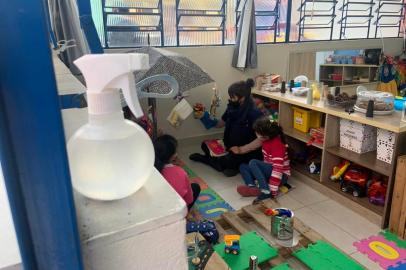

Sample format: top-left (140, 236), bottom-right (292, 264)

top-left (228, 78), bottom-right (255, 98)
top-left (153, 134), bottom-right (178, 172)
top-left (253, 116), bottom-right (286, 144)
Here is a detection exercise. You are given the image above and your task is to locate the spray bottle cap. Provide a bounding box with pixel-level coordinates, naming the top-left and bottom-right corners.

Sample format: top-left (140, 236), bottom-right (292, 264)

top-left (74, 53), bottom-right (149, 117)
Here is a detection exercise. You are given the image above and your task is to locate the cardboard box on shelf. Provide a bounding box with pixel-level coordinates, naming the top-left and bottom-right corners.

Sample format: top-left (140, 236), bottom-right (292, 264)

top-left (340, 119), bottom-right (377, 154)
top-left (377, 129), bottom-right (396, 164)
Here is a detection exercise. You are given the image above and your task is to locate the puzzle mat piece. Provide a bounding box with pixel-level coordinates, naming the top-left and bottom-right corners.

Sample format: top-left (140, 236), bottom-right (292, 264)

top-left (189, 177), bottom-right (209, 190)
top-left (380, 230), bottom-right (406, 249)
top-left (214, 231), bottom-right (278, 270)
top-left (353, 235), bottom-right (406, 269)
top-left (389, 261), bottom-right (406, 270)
top-left (295, 240), bottom-right (365, 270)
top-left (195, 189), bottom-right (226, 208)
top-left (198, 202), bottom-right (234, 219)
top-left (195, 192), bottom-right (234, 211)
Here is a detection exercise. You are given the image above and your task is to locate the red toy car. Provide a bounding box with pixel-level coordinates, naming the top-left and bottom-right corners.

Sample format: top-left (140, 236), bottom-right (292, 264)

top-left (340, 166), bottom-right (370, 197)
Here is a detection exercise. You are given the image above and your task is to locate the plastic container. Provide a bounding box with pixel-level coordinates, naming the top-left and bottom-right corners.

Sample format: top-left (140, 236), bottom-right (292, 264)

top-left (394, 97), bottom-right (406, 111)
top-left (69, 54), bottom-right (155, 201)
top-left (291, 87), bottom-right (309, 96)
top-left (355, 90), bottom-right (394, 113)
top-left (293, 107), bottom-right (322, 133)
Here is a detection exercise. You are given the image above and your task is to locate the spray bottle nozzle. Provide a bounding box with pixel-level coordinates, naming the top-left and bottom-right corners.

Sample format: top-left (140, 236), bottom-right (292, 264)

top-left (74, 53), bottom-right (149, 118)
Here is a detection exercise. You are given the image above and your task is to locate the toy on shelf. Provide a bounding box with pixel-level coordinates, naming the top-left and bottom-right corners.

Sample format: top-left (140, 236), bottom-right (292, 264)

top-left (309, 161), bottom-right (321, 175)
top-left (253, 96), bottom-right (279, 117)
top-left (224, 235), bottom-right (241, 255)
top-left (340, 165), bottom-right (370, 197)
top-left (330, 160), bottom-right (351, 181)
top-left (193, 103), bottom-right (218, 129)
top-left (264, 208), bottom-right (293, 217)
top-left (368, 176), bottom-right (388, 206)
top-left (307, 128), bottom-right (324, 147)
top-left (255, 73), bottom-right (281, 92)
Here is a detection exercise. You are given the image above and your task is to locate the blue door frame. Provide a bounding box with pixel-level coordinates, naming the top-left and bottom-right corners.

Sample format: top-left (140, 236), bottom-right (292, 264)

top-left (0, 0), bottom-right (83, 269)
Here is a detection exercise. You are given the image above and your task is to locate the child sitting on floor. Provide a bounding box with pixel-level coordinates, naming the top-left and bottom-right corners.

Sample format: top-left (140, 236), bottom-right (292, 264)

top-left (233, 116), bottom-right (291, 203)
top-left (154, 134), bottom-right (201, 210)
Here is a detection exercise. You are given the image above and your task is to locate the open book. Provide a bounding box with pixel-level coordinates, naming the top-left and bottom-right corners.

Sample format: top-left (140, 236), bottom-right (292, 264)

top-left (204, 139), bottom-right (228, 157)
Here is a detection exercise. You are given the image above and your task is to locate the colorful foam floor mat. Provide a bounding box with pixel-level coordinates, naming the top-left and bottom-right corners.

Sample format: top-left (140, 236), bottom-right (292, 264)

top-left (178, 160), bottom-right (235, 219)
top-left (353, 231), bottom-right (406, 269)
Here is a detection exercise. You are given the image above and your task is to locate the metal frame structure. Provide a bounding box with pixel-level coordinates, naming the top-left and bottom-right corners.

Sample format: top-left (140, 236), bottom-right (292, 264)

top-left (235, 0), bottom-right (282, 43)
top-left (297, 0), bottom-right (338, 42)
top-left (374, 0), bottom-right (406, 38)
top-left (102, 0), bottom-right (164, 47)
top-left (338, 0), bottom-right (375, 40)
top-left (176, 0), bottom-right (227, 46)
top-left (90, 0), bottom-right (406, 47)
top-left (0, 0), bottom-right (84, 269)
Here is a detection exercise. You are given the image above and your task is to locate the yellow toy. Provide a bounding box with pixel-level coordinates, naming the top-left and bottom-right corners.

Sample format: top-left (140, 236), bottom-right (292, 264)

top-left (330, 160), bottom-right (351, 181)
top-left (224, 235), bottom-right (241, 255)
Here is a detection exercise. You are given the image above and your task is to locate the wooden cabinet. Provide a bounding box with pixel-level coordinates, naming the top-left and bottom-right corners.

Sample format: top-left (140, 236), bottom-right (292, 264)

top-left (253, 89), bottom-right (406, 228)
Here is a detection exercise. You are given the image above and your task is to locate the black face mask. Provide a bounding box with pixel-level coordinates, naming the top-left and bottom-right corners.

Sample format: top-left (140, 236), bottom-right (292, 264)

top-left (228, 99), bottom-right (240, 108)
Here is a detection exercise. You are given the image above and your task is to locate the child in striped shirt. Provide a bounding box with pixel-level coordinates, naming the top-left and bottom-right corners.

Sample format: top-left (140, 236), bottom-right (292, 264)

top-left (232, 116), bottom-right (290, 203)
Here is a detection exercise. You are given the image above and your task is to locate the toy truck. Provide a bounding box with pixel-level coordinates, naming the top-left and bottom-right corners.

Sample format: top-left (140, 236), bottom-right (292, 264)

top-left (224, 235), bottom-right (240, 255)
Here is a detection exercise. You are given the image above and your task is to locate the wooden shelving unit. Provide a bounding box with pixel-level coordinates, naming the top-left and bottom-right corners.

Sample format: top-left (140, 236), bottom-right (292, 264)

top-left (291, 162), bottom-right (320, 182)
top-left (283, 126), bottom-right (324, 150)
top-left (253, 89), bottom-right (406, 228)
top-left (326, 146), bottom-right (392, 177)
top-left (319, 64), bottom-right (378, 87)
top-left (321, 180), bottom-right (384, 215)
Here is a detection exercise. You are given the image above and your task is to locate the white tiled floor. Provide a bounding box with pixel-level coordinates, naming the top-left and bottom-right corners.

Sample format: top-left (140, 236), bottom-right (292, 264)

top-left (178, 142), bottom-right (382, 270)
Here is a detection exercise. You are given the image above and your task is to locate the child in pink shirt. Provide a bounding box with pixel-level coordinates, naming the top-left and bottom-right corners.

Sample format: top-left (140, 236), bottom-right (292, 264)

top-left (154, 135), bottom-right (201, 209)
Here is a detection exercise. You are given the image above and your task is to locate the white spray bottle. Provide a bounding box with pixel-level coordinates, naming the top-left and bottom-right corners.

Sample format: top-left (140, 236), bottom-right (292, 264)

top-left (68, 53), bottom-right (153, 201)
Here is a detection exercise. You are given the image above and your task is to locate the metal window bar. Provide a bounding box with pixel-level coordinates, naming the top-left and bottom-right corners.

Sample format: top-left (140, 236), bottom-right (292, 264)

top-left (176, 0), bottom-right (227, 46)
top-left (297, 0), bottom-right (338, 41)
top-left (235, 0), bottom-right (282, 43)
top-left (338, 1), bottom-right (375, 39)
top-left (374, 0), bottom-right (406, 38)
top-left (101, 0), bottom-right (164, 47)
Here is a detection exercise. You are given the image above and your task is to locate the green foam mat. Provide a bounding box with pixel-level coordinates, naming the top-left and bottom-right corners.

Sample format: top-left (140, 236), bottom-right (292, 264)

top-left (271, 263), bottom-right (294, 270)
top-left (380, 230), bottom-right (406, 249)
top-left (294, 240), bottom-right (365, 270)
top-left (214, 231), bottom-right (278, 270)
top-left (183, 165), bottom-right (198, 178)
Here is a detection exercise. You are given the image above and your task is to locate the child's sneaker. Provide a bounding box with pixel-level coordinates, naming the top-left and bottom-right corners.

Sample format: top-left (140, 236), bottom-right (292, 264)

top-left (253, 192), bottom-right (272, 204)
top-left (237, 185), bottom-right (261, 197)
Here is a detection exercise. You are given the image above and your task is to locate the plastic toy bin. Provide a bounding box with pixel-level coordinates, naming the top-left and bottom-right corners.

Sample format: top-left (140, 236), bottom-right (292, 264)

top-left (293, 107), bottom-right (322, 133)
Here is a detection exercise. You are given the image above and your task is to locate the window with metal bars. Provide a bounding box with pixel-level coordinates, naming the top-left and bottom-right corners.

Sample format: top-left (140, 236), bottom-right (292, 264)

top-left (89, 0), bottom-right (405, 48)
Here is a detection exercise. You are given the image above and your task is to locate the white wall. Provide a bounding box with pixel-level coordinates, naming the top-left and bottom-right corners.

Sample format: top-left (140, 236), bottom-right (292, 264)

top-left (0, 164), bottom-right (21, 268)
top-left (111, 38), bottom-right (403, 140)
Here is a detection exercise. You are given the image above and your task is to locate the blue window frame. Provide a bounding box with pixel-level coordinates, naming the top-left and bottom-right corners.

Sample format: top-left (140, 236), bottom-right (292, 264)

top-left (90, 0), bottom-right (405, 47)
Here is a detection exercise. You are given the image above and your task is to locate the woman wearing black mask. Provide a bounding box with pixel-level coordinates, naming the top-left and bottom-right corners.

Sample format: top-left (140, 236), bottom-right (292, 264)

top-left (189, 79), bottom-right (263, 176)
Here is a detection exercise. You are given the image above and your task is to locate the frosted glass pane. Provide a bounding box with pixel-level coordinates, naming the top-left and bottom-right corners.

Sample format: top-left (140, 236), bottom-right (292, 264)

top-left (105, 0), bottom-right (160, 8)
top-left (179, 16), bottom-right (223, 27)
top-left (179, 31), bottom-right (222, 45)
top-left (107, 14), bottom-right (161, 27)
top-left (178, 0), bottom-right (223, 11)
top-left (107, 31), bottom-right (162, 47)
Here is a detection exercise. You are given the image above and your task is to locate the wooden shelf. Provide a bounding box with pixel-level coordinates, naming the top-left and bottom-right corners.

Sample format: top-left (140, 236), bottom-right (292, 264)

top-left (283, 126), bottom-right (324, 149)
top-left (291, 162), bottom-right (320, 182)
top-left (320, 79), bottom-right (342, 82)
top-left (320, 64), bottom-right (379, 68)
top-left (326, 146), bottom-right (392, 177)
top-left (321, 180), bottom-right (384, 216)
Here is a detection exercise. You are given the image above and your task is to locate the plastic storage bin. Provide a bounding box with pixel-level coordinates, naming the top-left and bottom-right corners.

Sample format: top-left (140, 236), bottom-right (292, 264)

top-left (355, 90), bottom-right (394, 113)
top-left (293, 107), bottom-right (322, 133)
top-left (340, 119), bottom-right (376, 154)
top-left (377, 129), bottom-right (396, 164)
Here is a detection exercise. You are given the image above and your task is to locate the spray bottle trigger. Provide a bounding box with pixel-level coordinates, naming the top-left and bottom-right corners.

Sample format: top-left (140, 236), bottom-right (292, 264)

top-left (110, 74), bottom-right (144, 118)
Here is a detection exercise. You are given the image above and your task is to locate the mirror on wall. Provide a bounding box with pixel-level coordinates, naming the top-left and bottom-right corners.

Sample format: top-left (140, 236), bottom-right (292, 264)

top-left (288, 49), bottom-right (382, 94)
